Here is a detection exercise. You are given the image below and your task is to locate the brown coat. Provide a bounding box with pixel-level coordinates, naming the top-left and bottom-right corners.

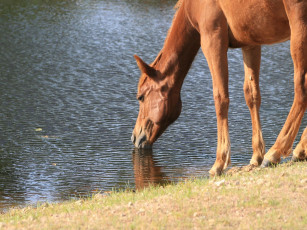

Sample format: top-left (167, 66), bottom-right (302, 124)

top-left (132, 0), bottom-right (307, 175)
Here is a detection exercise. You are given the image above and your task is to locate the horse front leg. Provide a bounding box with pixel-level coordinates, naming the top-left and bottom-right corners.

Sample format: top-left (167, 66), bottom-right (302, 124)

top-left (200, 15), bottom-right (230, 176)
top-left (262, 1), bottom-right (307, 166)
top-left (242, 46), bottom-right (265, 166)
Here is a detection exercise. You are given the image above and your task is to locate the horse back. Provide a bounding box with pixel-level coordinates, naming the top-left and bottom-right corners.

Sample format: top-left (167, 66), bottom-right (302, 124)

top-left (185, 0), bottom-right (291, 47)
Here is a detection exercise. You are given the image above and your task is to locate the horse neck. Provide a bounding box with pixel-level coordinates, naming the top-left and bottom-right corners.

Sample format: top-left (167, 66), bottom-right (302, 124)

top-left (153, 3), bottom-right (200, 91)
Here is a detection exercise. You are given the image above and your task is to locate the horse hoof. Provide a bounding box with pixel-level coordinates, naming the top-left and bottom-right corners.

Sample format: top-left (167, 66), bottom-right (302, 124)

top-left (291, 155), bottom-right (307, 162)
top-left (292, 155), bottom-right (300, 162)
top-left (249, 157), bottom-right (263, 167)
top-left (260, 159), bottom-right (277, 168)
top-left (209, 167), bottom-right (223, 177)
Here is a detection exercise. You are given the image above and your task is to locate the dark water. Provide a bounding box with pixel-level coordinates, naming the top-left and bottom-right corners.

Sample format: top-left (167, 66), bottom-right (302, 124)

top-left (0, 0), bottom-right (306, 211)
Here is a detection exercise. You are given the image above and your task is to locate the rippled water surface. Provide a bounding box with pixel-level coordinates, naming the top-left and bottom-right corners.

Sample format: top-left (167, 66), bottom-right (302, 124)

top-left (0, 0), bottom-right (306, 210)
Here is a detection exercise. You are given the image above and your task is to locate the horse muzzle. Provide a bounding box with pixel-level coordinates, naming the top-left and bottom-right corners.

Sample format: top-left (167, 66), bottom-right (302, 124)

top-left (131, 132), bottom-right (152, 149)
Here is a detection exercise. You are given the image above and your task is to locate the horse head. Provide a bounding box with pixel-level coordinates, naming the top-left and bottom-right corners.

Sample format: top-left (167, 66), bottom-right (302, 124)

top-left (131, 55), bottom-right (182, 148)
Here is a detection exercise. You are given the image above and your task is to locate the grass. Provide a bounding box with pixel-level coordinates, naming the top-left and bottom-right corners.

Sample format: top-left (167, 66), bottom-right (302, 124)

top-left (0, 162), bottom-right (306, 229)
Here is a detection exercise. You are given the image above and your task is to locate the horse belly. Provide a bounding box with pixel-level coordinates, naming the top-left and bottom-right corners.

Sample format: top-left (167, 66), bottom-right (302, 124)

top-left (220, 0), bottom-right (290, 46)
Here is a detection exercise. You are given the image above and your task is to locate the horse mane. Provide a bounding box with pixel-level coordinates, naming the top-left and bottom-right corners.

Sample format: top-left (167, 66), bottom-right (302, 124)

top-left (152, 0), bottom-right (183, 67)
top-left (174, 0), bottom-right (183, 10)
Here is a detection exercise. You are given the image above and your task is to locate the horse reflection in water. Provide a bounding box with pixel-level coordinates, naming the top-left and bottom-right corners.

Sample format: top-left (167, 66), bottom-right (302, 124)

top-left (132, 149), bottom-right (170, 190)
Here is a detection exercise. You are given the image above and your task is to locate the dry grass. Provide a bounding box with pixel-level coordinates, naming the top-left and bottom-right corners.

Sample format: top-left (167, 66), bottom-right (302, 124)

top-left (0, 162), bottom-right (306, 229)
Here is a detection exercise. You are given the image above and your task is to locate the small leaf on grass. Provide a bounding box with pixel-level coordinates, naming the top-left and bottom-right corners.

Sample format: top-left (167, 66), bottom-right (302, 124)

top-left (35, 128), bottom-right (43, 132)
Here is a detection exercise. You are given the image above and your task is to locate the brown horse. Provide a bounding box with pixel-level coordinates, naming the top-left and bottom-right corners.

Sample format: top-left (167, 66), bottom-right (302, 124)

top-left (131, 0), bottom-right (307, 176)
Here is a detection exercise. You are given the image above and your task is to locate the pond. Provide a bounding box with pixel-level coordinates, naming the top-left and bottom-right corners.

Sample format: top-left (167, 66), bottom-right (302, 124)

top-left (0, 0), bottom-right (306, 211)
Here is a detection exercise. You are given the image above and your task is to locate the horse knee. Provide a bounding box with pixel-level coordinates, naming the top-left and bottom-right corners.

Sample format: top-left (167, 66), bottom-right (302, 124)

top-left (243, 81), bottom-right (261, 109)
top-left (213, 92), bottom-right (229, 117)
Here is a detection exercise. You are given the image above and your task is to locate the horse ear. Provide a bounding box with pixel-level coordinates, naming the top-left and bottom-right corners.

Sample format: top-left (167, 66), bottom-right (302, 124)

top-left (134, 55), bottom-right (157, 78)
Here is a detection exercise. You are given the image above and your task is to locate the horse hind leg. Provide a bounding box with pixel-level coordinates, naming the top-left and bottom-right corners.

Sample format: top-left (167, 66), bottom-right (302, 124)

top-left (292, 127), bottom-right (307, 161)
top-left (242, 46), bottom-right (265, 166)
top-left (262, 1), bottom-right (307, 166)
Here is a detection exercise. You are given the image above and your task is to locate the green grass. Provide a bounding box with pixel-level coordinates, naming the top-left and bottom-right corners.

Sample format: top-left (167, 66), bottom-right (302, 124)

top-left (0, 162), bottom-right (306, 229)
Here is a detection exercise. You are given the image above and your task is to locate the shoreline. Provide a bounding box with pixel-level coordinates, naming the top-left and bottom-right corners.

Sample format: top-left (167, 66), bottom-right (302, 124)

top-left (0, 161), bottom-right (306, 229)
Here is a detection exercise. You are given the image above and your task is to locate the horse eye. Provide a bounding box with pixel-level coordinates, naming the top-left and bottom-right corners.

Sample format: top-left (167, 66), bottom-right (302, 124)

top-left (137, 95), bottom-right (144, 102)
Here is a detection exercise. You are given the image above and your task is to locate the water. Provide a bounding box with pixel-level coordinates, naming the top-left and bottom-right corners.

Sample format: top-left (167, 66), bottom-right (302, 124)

top-left (0, 0), bottom-right (306, 211)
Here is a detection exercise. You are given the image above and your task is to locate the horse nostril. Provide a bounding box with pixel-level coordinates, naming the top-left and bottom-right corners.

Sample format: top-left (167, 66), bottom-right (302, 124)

top-left (136, 133), bottom-right (147, 148)
top-left (131, 134), bottom-right (136, 144)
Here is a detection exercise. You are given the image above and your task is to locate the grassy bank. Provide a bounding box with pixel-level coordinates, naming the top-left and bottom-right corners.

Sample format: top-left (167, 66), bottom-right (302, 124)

top-left (0, 162), bottom-right (306, 229)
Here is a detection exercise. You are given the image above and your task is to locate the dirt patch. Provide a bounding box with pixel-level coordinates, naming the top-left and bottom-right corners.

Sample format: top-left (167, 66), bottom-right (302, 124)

top-left (226, 164), bottom-right (260, 176)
